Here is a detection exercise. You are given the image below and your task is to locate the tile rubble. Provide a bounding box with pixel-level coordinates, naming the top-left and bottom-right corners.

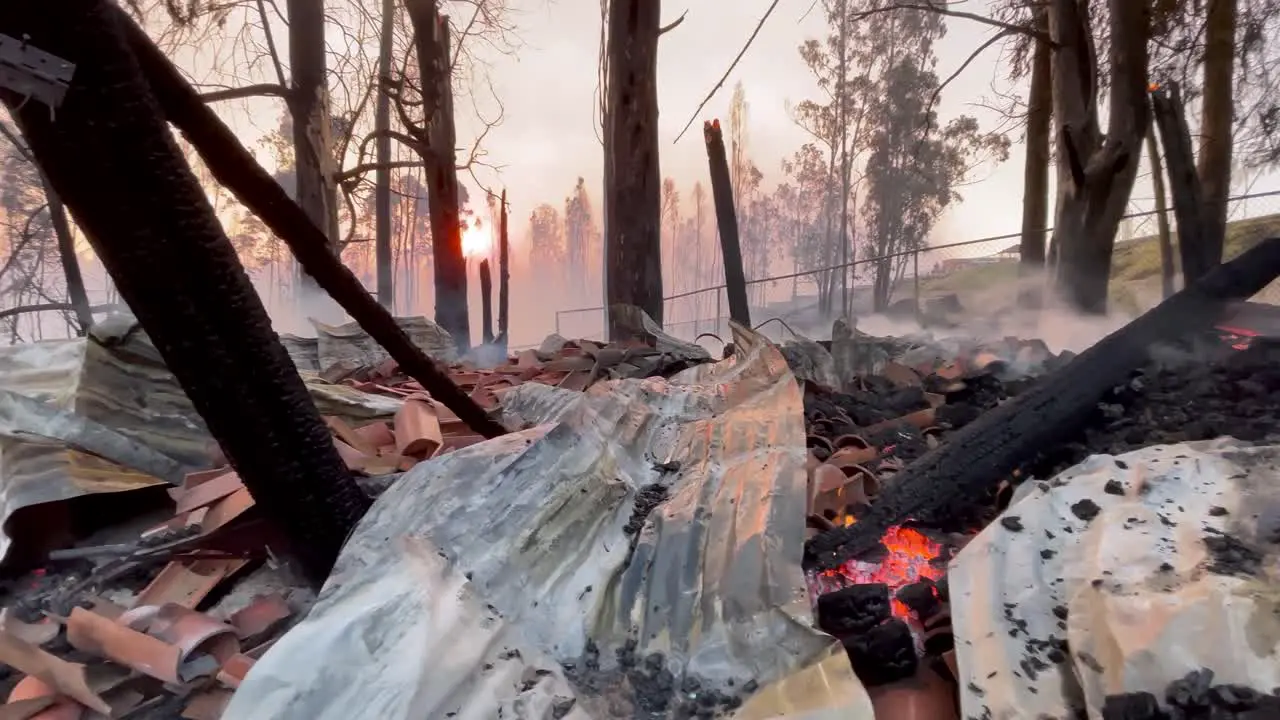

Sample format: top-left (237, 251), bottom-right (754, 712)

top-left (0, 308), bottom-right (1276, 719)
top-left (0, 334), bottom-right (702, 718)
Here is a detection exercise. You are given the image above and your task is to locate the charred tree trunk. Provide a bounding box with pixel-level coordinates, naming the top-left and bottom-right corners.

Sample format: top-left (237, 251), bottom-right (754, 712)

top-left (3, 0), bottom-right (369, 585)
top-left (374, 0), bottom-right (394, 308)
top-left (1048, 0), bottom-right (1149, 314)
top-left (405, 0), bottom-right (470, 351)
top-left (1152, 84), bottom-right (1213, 286)
top-left (1198, 0), bottom-right (1236, 267)
top-left (1145, 123), bottom-right (1176, 299)
top-left (1018, 7), bottom-right (1051, 308)
top-left (497, 188), bottom-right (509, 346)
top-left (479, 259), bottom-right (493, 345)
top-left (603, 0), bottom-right (663, 338)
top-left (120, 10), bottom-right (508, 442)
top-left (40, 172), bottom-right (93, 334)
top-left (287, 0), bottom-right (339, 267)
top-left (703, 120), bottom-right (751, 328)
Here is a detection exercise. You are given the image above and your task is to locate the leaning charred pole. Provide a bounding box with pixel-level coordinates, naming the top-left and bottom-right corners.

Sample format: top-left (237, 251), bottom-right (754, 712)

top-left (703, 119), bottom-right (751, 328)
top-left (806, 237), bottom-right (1280, 570)
top-left (119, 12), bottom-right (508, 440)
top-left (0, 0), bottom-right (370, 585)
top-left (1151, 83), bottom-right (1215, 286)
top-left (404, 0), bottom-right (470, 352)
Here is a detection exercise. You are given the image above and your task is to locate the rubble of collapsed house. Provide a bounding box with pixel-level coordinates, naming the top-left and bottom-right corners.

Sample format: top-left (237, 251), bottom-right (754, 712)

top-left (0, 294), bottom-right (1279, 718)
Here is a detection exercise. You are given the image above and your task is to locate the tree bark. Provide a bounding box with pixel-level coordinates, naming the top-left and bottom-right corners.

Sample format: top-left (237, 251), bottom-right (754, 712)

top-left (374, 0), bottom-right (395, 308)
top-left (703, 120), bottom-right (751, 328)
top-left (1048, 0), bottom-right (1149, 314)
top-left (1018, 6), bottom-right (1051, 308)
top-left (1145, 123), bottom-right (1176, 299)
top-left (286, 0), bottom-right (339, 252)
top-left (404, 0), bottom-right (470, 351)
top-left (40, 172), bottom-right (93, 334)
top-left (119, 10), bottom-right (509, 442)
top-left (497, 188), bottom-right (509, 346)
top-left (1197, 0), bottom-right (1235, 268)
top-left (603, 0), bottom-right (664, 337)
top-left (2, 0), bottom-right (370, 585)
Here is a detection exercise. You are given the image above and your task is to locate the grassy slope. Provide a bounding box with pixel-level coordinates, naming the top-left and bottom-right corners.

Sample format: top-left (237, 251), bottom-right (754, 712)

top-left (920, 213), bottom-right (1280, 312)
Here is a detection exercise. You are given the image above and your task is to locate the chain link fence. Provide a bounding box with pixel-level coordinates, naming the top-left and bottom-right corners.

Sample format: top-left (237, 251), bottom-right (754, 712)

top-left (555, 191), bottom-right (1280, 343)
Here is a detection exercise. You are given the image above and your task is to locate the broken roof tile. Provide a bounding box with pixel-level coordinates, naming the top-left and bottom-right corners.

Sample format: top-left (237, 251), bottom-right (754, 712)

top-left (393, 396), bottom-right (442, 459)
top-left (0, 630), bottom-right (111, 715)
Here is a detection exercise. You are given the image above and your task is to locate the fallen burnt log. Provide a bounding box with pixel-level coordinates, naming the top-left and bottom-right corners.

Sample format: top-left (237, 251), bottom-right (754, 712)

top-left (806, 237), bottom-right (1280, 571)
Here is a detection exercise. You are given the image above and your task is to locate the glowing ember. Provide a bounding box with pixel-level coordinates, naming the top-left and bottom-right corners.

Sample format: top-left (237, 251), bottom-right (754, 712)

top-left (461, 221), bottom-right (492, 258)
top-left (809, 523), bottom-right (944, 619)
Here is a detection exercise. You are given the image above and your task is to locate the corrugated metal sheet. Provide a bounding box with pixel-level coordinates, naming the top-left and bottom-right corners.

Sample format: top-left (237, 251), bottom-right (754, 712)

top-left (225, 325), bottom-right (870, 719)
top-left (950, 439), bottom-right (1280, 719)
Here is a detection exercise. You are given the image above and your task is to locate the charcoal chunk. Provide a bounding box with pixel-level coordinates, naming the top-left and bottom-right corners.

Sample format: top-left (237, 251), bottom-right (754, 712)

top-left (816, 584), bottom-right (890, 637)
top-left (1102, 692), bottom-right (1166, 720)
top-left (1167, 668), bottom-right (1215, 710)
top-left (844, 619), bottom-right (917, 687)
top-left (895, 580), bottom-right (940, 618)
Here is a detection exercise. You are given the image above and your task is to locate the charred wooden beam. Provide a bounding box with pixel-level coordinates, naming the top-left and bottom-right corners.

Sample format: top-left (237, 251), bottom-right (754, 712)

top-left (703, 119), bottom-right (751, 328)
top-left (119, 12), bottom-right (508, 440)
top-left (806, 237), bottom-right (1280, 570)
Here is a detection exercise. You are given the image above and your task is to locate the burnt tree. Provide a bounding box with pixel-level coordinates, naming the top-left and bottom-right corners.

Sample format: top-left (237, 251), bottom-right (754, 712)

top-left (1018, 6), bottom-right (1050, 307)
top-left (1197, 0), bottom-right (1236, 270)
top-left (43, 175), bottom-right (93, 334)
top-left (286, 0), bottom-right (339, 252)
top-left (603, 0), bottom-right (663, 338)
top-left (374, 0), bottom-right (395, 308)
top-left (1048, 0), bottom-right (1150, 313)
top-left (497, 188), bottom-right (510, 346)
top-left (404, 0), bottom-right (470, 351)
top-left (0, 0), bottom-right (370, 584)
top-left (479, 259), bottom-right (494, 344)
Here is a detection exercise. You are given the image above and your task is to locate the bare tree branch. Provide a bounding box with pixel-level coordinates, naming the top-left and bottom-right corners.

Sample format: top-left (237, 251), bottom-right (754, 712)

top-left (659, 10), bottom-right (688, 36)
top-left (198, 82), bottom-right (290, 103)
top-left (0, 302), bottom-right (117, 322)
top-left (855, 1), bottom-right (1052, 43)
top-left (339, 159), bottom-right (422, 180)
top-left (673, 0), bottom-right (783, 143)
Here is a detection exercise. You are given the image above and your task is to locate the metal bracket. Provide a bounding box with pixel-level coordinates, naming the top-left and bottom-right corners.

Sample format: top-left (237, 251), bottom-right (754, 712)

top-left (0, 33), bottom-right (75, 110)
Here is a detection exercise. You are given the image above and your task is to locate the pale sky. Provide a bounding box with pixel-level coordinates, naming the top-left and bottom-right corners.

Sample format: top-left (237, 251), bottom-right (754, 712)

top-left (204, 0), bottom-right (1280, 253)
top-left (473, 0), bottom-right (1033, 242)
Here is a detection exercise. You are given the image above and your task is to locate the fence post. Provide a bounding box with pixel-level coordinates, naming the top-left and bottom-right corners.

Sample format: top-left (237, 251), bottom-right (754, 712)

top-left (554, 310), bottom-right (561, 338)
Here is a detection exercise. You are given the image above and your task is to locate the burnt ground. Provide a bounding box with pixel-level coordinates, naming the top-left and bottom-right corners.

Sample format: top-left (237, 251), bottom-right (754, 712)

top-left (803, 335), bottom-right (1280, 505)
top-left (1025, 336), bottom-right (1280, 480)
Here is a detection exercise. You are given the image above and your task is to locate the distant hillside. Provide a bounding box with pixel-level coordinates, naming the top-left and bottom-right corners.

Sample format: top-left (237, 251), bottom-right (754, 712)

top-left (920, 212), bottom-right (1280, 312)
